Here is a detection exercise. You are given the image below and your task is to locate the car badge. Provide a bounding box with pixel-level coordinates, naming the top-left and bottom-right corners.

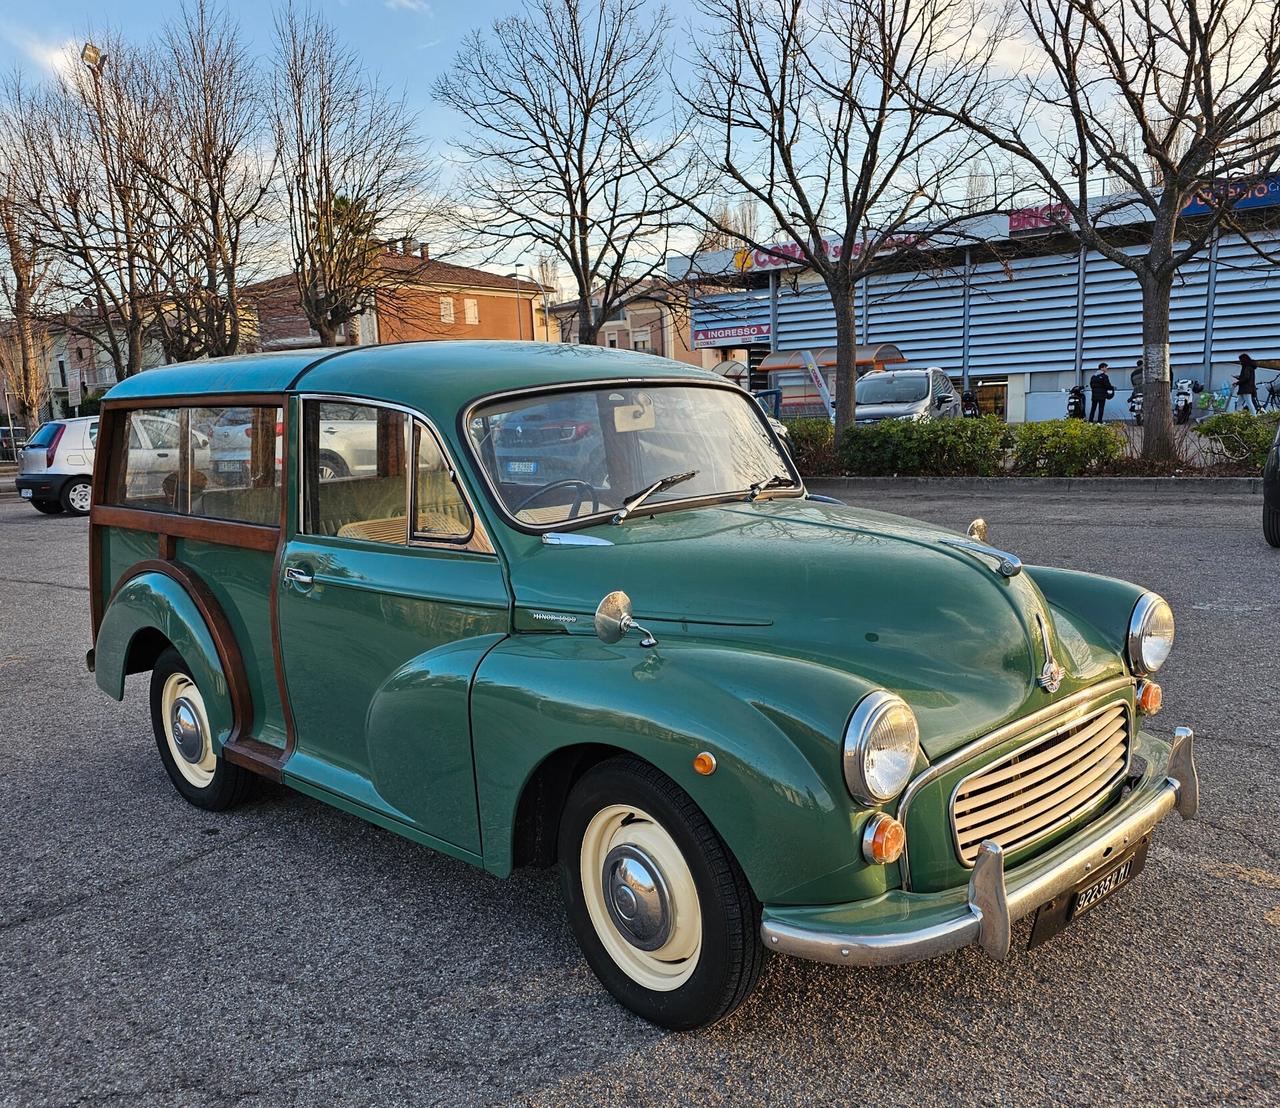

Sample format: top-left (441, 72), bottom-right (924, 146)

top-left (1035, 612), bottom-right (1064, 693)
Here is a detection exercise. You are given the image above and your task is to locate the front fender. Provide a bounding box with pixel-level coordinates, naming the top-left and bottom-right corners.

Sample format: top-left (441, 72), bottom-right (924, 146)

top-left (94, 571), bottom-right (234, 750)
top-left (1026, 565), bottom-right (1147, 660)
top-left (471, 634), bottom-right (900, 906)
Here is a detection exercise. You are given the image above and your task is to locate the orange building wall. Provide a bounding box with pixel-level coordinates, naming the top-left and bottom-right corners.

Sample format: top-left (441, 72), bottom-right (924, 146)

top-left (375, 286), bottom-right (548, 344)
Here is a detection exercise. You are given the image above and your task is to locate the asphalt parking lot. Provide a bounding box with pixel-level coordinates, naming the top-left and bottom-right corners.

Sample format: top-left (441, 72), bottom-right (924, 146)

top-left (2, 488), bottom-right (1278, 1107)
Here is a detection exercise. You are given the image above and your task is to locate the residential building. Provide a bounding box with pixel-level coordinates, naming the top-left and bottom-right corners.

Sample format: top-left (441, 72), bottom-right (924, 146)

top-left (551, 286), bottom-right (712, 369)
top-left (244, 241), bottom-right (553, 352)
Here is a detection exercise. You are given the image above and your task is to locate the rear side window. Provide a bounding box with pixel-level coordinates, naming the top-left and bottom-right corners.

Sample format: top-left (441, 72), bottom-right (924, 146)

top-left (110, 405), bottom-right (283, 525)
top-left (26, 423), bottom-right (63, 448)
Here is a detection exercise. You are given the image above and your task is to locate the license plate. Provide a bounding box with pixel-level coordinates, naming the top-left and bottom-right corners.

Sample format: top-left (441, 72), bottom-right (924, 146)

top-left (215, 461), bottom-right (243, 472)
top-left (20, 488), bottom-right (32, 498)
top-left (506, 460), bottom-right (538, 475)
top-left (1028, 835), bottom-right (1149, 948)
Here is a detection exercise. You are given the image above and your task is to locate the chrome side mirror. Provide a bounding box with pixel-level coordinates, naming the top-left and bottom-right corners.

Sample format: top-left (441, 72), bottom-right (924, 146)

top-left (594, 590), bottom-right (658, 648)
top-left (967, 518), bottom-right (988, 542)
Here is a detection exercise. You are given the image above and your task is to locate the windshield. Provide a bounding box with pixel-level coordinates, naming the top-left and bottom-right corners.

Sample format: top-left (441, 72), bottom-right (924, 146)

top-left (856, 373), bottom-right (928, 405)
top-left (467, 384), bottom-right (798, 528)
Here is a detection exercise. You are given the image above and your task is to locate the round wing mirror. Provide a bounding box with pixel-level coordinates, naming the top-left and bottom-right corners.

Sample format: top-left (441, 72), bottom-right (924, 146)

top-left (594, 590), bottom-right (658, 649)
top-left (594, 590), bottom-right (633, 644)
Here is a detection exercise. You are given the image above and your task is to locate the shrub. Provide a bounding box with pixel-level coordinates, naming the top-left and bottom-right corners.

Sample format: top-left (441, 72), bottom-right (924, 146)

top-left (1012, 419), bottom-right (1126, 476)
top-left (839, 415), bottom-right (1013, 476)
top-left (783, 417), bottom-right (839, 477)
top-left (1194, 411), bottom-right (1280, 471)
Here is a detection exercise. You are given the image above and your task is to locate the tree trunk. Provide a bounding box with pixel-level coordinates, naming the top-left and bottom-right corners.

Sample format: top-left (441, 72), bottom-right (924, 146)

top-left (831, 278), bottom-right (857, 434)
top-left (576, 295), bottom-right (599, 345)
top-left (1139, 278), bottom-right (1176, 461)
top-left (315, 318), bottom-right (339, 347)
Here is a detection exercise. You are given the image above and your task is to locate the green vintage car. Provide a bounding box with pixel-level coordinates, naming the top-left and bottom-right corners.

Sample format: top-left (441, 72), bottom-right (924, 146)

top-left (89, 343), bottom-right (1197, 1030)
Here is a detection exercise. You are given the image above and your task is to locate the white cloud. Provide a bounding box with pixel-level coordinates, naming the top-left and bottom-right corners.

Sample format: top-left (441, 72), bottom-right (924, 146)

top-left (385, 0), bottom-right (432, 12)
top-left (0, 24), bottom-right (80, 81)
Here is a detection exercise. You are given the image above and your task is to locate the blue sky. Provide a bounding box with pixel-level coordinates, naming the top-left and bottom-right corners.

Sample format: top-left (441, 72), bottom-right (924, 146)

top-left (0, 0), bottom-right (563, 148)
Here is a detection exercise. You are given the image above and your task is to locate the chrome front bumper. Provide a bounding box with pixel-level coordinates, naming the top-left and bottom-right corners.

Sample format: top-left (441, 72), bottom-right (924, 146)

top-left (760, 726), bottom-right (1198, 966)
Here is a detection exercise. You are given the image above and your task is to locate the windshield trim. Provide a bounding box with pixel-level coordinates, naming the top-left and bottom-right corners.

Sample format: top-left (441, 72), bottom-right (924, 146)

top-left (459, 376), bottom-right (805, 535)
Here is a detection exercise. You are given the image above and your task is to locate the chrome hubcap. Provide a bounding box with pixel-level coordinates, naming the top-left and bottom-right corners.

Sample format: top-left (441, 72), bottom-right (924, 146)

top-left (169, 698), bottom-right (204, 763)
top-left (602, 844), bottom-right (671, 951)
top-left (68, 483), bottom-right (91, 511)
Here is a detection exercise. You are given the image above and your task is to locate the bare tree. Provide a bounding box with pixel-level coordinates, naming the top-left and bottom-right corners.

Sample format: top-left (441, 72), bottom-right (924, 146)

top-left (913, 0), bottom-right (1280, 459)
top-left (9, 39), bottom-right (163, 379)
top-left (132, 1), bottom-right (275, 362)
top-left (434, 0), bottom-right (680, 346)
top-left (0, 110), bottom-right (55, 425)
top-left (271, 5), bottom-right (433, 347)
top-left (671, 0), bottom-right (1001, 431)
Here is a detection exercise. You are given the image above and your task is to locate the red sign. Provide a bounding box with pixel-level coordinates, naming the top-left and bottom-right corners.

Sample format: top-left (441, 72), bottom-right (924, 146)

top-left (1009, 203), bottom-right (1072, 235)
top-left (692, 323), bottom-right (771, 348)
top-left (733, 234), bottom-right (920, 273)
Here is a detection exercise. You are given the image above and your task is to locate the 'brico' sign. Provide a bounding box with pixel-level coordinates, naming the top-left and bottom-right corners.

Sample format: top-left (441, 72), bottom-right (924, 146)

top-left (692, 323), bottom-right (771, 348)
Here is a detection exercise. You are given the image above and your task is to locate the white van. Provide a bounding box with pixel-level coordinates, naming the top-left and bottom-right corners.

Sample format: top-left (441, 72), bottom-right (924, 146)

top-left (15, 416), bottom-right (99, 515)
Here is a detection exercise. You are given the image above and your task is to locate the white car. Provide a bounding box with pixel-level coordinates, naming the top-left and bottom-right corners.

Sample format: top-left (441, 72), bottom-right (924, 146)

top-left (15, 416), bottom-right (99, 515)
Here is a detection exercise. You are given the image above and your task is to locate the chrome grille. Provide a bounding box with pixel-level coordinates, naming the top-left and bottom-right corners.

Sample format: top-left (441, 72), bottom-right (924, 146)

top-left (950, 701), bottom-right (1130, 866)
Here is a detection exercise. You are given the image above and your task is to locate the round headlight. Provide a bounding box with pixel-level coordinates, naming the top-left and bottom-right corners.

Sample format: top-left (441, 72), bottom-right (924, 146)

top-left (842, 690), bottom-right (920, 804)
top-left (1128, 593), bottom-right (1175, 675)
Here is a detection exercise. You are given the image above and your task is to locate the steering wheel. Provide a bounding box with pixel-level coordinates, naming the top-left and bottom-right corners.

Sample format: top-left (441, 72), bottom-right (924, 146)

top-left (510, 479), bottom-right (600, 519)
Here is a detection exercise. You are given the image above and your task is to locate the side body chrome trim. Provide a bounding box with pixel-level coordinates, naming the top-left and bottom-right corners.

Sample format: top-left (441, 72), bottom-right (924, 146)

top-left (895, 675), bottom-right (1135, 890)
top-left (542, 532), bottom-right (614, 546)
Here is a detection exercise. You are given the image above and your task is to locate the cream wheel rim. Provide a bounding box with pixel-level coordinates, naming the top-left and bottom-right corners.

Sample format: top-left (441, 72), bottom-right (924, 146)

top-left (580, 804), bottom-right (702, 992)
top-left (161, 673), bottom-right (216, 789)
top-left (67, 482), bottom-right (92, 512)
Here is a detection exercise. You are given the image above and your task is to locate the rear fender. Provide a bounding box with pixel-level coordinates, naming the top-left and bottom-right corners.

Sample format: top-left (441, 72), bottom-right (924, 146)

top-left (94, 571), bottom-right (234, 749)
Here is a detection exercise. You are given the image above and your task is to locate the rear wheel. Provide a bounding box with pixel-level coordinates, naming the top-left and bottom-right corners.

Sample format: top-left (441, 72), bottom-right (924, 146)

top-left (150, 648), bottom-right (253, 810)
top-left (317, 451), bottom-right (349, 481)
top-left (60, 477), bottom-right (92, 515)
top-left (558, 757), bottom-right (764, 1030)
top-left (32, 500), bottom-right (63, 514)
top-left (1265, 504), bottom-right (1280, 548)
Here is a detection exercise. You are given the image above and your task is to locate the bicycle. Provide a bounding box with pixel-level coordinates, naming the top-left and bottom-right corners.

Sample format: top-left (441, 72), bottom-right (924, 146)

top-left (1263, 374), bottom-right (1280, 412)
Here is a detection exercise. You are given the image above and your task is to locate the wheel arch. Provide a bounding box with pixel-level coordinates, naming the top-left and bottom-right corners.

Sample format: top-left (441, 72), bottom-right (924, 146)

top-left (472, 636), bottom-right (895, 907)
top-left (94, 566), bottom-right (240, 751)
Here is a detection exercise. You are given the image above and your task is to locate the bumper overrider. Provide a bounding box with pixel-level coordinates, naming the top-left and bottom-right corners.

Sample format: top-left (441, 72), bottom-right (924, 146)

top-left (761, 726), bottom-right (1198, 966)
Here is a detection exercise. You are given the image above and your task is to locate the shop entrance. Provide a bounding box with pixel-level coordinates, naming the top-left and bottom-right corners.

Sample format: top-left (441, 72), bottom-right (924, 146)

top-left (970, 377), bottom-right (1008, 420)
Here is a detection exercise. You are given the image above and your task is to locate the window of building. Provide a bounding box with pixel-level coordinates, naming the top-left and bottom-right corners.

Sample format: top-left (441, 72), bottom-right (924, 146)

top-left (440, 297), bottom-right (455, 324)
top-left (304, 401), bottom-right (409, 545)
top-left (632, 329), bottom-right (651, 353)
top-left (464, 298), bottom-right (479, 325)
top-left (607, 335), bottom-right (618, 348)
top-left (414, 425), bottom-right (472, 541)
top-left (57, 359), bottom-right (67, 388)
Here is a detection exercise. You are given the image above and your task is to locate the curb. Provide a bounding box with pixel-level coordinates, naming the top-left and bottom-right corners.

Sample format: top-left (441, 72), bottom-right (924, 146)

top-left (806, 476), bottom-right (1263, 495)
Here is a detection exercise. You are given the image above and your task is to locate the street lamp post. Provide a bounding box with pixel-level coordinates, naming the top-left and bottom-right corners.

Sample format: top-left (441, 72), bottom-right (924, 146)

top-left (505, 267), bottom-right (550, 341)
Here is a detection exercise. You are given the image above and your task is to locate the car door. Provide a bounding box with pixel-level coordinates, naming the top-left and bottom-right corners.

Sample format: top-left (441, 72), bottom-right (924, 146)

top-left (276, 397), bottom-right (510, 854)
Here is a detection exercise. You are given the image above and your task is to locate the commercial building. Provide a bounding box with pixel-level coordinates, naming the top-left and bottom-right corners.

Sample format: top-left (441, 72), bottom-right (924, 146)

top-left (674, 179), bottom-right (1280, 420)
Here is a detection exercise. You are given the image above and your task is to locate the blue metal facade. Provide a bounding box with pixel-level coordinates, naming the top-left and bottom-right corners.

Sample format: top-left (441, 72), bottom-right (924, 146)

top-left (690, 229), bottom-right (1280, 419)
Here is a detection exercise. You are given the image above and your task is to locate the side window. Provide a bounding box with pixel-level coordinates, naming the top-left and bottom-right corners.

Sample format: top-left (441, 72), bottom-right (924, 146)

top-left (413, 424), bottom-right (472, 541)
top-left (305, 401), bottom-right (408, 545)
top-left (119, 409), bottom-right (182, 508)
top-left (88, 422), bottom-right (99, 447)
top-left (187, 406), bottom-right (283, 524)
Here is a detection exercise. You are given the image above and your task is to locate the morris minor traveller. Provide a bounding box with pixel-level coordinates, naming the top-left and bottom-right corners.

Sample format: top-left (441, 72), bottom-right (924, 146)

top-left (89, 343), bottom-right (1198, 1030)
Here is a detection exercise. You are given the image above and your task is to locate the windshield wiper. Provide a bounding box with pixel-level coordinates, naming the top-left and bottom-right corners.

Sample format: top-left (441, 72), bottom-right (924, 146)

top-left (745, 473), bottom-right (794, 501)
top-left (612, 470), bottom-right (699, 524)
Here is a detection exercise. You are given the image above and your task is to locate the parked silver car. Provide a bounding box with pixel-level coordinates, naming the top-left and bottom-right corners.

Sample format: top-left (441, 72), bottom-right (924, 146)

top-left (853, 368), bottom-right (961, 424)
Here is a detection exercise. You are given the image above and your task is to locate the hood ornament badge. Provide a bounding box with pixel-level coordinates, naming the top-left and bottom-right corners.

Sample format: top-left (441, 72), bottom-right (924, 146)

top-left (1035, 612), bottom-right (1065, 693)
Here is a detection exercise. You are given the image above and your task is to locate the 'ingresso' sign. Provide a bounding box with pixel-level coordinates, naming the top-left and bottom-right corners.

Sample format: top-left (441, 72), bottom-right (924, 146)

top-left (692, 323), bottom-right (771, 348)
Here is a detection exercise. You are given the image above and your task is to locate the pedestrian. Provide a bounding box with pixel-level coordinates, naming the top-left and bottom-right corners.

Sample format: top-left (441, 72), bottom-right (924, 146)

top-left (1235, 353), bottom-right (1261, 414)
top-left (1088, 362), bottom-right (1115, 422)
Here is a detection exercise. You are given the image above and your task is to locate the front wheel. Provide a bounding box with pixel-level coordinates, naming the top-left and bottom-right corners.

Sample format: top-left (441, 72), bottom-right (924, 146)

top-left (558, 757), bottom-right (764, 1030)
top-left (150, 648), bottom-right (253, 810)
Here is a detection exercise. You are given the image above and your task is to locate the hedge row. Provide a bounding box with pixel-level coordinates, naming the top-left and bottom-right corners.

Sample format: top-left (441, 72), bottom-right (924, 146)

top-left (1194, 411), bottom-right (1280, 470)
top-left (783, 416), bottom-right (1133, 477)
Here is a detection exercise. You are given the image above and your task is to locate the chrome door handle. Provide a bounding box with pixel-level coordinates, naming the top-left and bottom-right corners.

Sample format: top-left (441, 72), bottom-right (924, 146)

top-left (283, 566), bottom-right (314, 587)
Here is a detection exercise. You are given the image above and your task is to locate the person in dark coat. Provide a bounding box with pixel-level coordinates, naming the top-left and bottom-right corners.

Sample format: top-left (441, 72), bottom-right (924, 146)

top-left (1236, 353), bottom-right (1261, 414)
top-left (1088, 363), bottom-right (1116, 422)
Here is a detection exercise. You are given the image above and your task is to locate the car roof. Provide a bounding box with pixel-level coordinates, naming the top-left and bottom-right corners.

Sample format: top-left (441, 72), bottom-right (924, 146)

top-left (102, 342), bottom-right (720, 417)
